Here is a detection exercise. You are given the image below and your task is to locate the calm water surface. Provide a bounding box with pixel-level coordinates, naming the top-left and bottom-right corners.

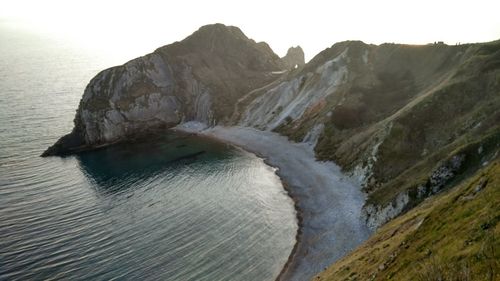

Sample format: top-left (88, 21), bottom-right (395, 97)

top-left (0, 24), bottom-right (297, 280)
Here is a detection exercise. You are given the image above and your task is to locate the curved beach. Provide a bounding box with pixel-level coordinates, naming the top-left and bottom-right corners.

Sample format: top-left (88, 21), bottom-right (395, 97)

top-left (176, 124), bottom-right (370, 281)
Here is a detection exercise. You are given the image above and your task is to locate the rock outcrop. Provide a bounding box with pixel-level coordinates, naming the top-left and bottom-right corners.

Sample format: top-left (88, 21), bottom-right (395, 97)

top-left (281, 46), bottom-right (305, 69)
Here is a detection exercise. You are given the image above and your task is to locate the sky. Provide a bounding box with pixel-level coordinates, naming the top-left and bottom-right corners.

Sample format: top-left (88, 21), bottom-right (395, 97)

top-left (2, 0), bottom-right (500, 61)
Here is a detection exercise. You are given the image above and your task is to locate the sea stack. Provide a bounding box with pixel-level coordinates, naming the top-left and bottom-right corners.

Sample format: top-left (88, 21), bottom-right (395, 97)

top-left (281, 46), bottom-right (305, 69)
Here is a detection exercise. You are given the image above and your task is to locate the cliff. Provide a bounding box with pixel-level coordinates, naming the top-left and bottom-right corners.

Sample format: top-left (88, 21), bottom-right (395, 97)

top-left (42, 23), bottom-right (286, 156)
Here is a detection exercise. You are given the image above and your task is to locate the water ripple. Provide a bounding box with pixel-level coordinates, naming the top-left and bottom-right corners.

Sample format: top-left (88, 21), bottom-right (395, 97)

top-left (0, 27), bottom-right (296, 281)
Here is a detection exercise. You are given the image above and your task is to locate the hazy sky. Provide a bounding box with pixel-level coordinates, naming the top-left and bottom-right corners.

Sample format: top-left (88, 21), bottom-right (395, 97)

top-left (2, 0), bottom-right (500, 61)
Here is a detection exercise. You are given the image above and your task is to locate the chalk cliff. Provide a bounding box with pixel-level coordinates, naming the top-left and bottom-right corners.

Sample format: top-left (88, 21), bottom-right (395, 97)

top-left (42, 24), bottom-right (286, 155)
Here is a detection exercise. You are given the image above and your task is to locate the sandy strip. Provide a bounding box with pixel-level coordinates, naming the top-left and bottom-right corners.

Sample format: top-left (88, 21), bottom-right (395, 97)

top-left (176, 124), bottom-right (370, 281)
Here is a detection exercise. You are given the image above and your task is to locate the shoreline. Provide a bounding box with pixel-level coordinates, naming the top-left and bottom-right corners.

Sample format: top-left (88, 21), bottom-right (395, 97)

top-left (230, 147), bottom-right (304, 281)
top-left (174, 124), bottom-right (303, 280)
top-left (175, 124), bottom-right (370, 281)
top-left (271, 180), bottom-right (303, 281)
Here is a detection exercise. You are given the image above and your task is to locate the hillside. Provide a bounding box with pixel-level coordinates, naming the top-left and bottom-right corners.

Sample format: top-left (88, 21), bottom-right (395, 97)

top-left (314, 159), bottom-right (499, 281)
top-left (235, 39), bottom-right (500, 229)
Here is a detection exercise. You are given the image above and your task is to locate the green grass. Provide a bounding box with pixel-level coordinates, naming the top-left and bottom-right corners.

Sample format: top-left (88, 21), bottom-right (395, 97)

top-left (367, 128), bottom-right (500, 207)
top-left (312, 40), bottom-right (499, 186)
top-left (314, 160), bottom-right (500, 281)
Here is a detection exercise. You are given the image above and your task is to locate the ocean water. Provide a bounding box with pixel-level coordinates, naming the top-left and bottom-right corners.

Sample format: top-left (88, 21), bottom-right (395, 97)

top-left (0, 24), bottom-right (297, 280)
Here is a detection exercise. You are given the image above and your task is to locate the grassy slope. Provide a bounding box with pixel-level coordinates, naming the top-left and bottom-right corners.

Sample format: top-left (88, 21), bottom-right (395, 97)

top-left (313, 40), bottom-right (500, 207)
top-left (314, 160), bottom-right (499, 281)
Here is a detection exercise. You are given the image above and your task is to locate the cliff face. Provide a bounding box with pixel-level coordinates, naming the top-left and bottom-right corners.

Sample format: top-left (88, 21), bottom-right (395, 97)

top-left (43, 23), bottom-right (285, 156)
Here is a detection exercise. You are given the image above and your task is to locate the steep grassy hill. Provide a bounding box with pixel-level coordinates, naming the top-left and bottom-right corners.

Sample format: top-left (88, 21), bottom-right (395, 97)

top-left (314, 159), bottom-right (499, 281)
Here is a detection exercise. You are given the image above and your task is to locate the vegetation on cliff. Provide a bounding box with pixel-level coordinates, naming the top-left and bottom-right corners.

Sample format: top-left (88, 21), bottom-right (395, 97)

top-left (241, 39), bottom-right (499, 227)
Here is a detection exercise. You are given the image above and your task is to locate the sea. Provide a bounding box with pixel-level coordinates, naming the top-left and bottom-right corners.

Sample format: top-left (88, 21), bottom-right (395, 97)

top-left (0, 22), bottom-right (297, 280)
